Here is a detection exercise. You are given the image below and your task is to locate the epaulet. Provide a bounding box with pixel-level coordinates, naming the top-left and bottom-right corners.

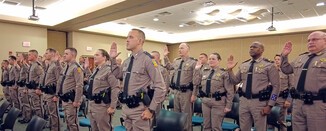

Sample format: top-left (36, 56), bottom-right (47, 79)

top-left (220, 68), bottom-right (226, 71)
top-left (189, 57), bottom-right (197, 61)
top-left (203, 68), bottom-right (210, 71)
top-left (175, 57), bottom-right (181, 60)
top-left (263, 58), bottom-right (273, 63)
top-left (143, 51), bottom-right (154, 59)
top-left (75, 62), bottom-right (82, 68)
top-left (242, 59), bottom-right (251, 63)
top-left (143, 51), bottom-right (158, 67)
top-left (299, 52), bottom-right (309, 56)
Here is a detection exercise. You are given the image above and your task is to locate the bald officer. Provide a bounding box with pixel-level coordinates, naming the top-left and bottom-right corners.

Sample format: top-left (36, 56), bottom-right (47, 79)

top-left (87, 49), bottom-right (120, 131)
top-left (111, 28), bottom-right (166, 131)
top-left (27, 49), bottom-right (44, 118)
top-left (163, 43), bottom-right (197, 131)
top-left (8, 55), bottom-right (20, 109)
top-left (280, 31), bottom-right (326, 131)
top-left (41, 48), bottom-right (62, 131)
top-left (56, 47), bottom-right (83, 131)
top-left (227, 42), bottom-right (280, 131)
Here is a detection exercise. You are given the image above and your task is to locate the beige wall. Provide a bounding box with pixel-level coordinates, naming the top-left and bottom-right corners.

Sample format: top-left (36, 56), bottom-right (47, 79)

top-left (167, 32), bottom-right (314, 69)
top-left (0, 22), bottom-right (47, 61)
top-left (48, 30), bottom-right (67, 54)
top-left (71, 31), bottom-right (167, 61)
top-left (0, 22), bottom-right (47, 96)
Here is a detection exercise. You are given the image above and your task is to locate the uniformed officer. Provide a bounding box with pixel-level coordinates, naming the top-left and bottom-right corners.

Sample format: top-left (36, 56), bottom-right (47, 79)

top-left (163, 43), bottom-right (197, 131)
top-left (41, 48), bottom-right (62, 131)
top-left (8, 55), bottom-right (20, 109)
top-left (150, 50), bottom-right (170, 127)
top-left (194, 53), bottom-right (235, 131)
top-left (280, 31), bottom-right (326, 131)
top-left (227, 42), bottom-right (280, 131)
top-left (274, 54), bottom-right (293, 131)
top-left (111, 28), bottom-right (166, 131)
top-left (198, 53), bottom-right (210, 72)
top-left (56, 47), bottom-right (83, 131)
top-left (27, 49), bottom-right (44, 118)
top-left (86, 49), bottom-right (120, 131)
top-left (1, 60), bottom-right (11, 102)
top-left (17, 53), bottom-right (32, 123)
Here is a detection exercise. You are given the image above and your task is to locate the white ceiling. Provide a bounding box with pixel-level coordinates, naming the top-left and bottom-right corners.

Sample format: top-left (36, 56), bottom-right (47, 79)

top-left (0, 0), bottom-right (325, 43)
top-left (113, 0), bottom-right (326, 33)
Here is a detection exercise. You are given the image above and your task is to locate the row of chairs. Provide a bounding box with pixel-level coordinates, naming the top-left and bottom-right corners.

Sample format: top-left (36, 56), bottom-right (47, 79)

top-left (0, 100), bottom-right (47, 131)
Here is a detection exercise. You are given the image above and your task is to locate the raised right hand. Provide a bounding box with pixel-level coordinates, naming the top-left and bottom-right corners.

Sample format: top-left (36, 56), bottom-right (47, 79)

top-left (281, 41), bottom-right (292, 56)
top-left (163, 45), bottom-right (169, 56)
top-left (227, 55), bottom-right (238, 70)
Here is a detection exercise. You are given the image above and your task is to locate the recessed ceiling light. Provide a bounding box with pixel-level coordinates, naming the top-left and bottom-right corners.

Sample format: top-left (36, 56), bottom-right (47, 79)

top-left (316, 2), bottom-right (325, 6)
top-left (153, 18), bottom-right (159, 21)
top-left (203, 1), bottom-right (215, 7)
top-left (179, 24), bottom-right (184, 27)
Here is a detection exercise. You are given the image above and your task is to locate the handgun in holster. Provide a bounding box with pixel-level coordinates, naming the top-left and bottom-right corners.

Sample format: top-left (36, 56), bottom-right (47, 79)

top-left (303, 91), bottom-right (314, 105)
top-left (318, 88), bottom-right (326, 103)
top-left (280, 89), bottom-right (289, 99)
top-left (45, 84), bottom-right (56, 94)
top-left (259, 85), bottom-right (273, 101)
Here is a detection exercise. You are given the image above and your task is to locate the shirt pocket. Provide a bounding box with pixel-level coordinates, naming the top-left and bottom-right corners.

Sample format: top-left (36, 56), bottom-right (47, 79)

top-left (183, 64), bottom-right (193, 75)
top-left (240, 67), bottom-right (248, 80)
top-left (254, 67), bottom-right (268, 81)
top-left (131, 67), bottom-right (146, 82)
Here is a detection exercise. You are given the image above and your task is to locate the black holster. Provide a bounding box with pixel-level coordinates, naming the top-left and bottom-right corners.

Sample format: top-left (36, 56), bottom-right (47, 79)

top-left (16, 80), bottom-right (26, 87)
top-left (59, 90), bottom-right (75, 102)
top-left (42, 84), bottom-right (56, 95)
top-left (290, 87), bottom-right (299, 99)
top-left (7, 80), bottom-right (15, 86)
top-left (237, 87), bottom-right (245, 97)
top-left (318, 88), bottom-right (326, 103)
top-left (303, 91), bottom-right (314, 105)
top-left (93, 88), bottom-right (111, 104)
top-left (259, 85), bottom-right (273, 101)
top-left (26, 81), bottom-right (38, 89)
top-left (213, 91), bottom-right (227, 101)
top-left (279, 89), bottom-right (289, 99)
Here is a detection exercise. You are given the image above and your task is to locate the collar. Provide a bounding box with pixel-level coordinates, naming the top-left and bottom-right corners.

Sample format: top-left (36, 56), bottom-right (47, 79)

top-left (251, 56), bottom-right (263, 63)
top-left (131, 49), bottom-right (144, 59)
top-left (310, 48), bottom-right (326, 56)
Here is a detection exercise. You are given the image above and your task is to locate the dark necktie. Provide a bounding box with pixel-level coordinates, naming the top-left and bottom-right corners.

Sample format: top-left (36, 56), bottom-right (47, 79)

top-left (297, 54), bottom-right (317, 92)
top-left (42, 64), bottom-right (50, 86)
top-left (245, 61), bottom-right (255, 98)
top-left (59, 64), bottom-right (70, 94)
top-left (206, 69), bottom-right (215, 95)
top-left (176, 60), bottom-right (184, 87)
top-left (87, 68), bottom-right (100, 99)
top-left (123, 56), bottom-right (134, 96)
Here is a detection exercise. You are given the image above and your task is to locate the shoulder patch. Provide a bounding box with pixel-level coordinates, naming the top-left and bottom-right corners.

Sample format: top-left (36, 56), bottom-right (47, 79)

top-left (299, 52), bottom-right (309, 56)
top-left (152, 60), bottom-right (158, 67)
top-left (75, 62), bottom-right (84, 71)
top-left (143, 51), bottom-right (154, 59)
top-left (263, 58), bottom-right (273, 63)
top-left (77, 67), bottom-right (82, 73)
top-left (242, 59), bottom-right (251, 63)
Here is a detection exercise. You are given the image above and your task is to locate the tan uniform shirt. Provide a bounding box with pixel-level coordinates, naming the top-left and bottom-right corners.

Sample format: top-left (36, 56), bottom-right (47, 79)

top-left (57, 61), bottom-right (84, 102)
top-left (229, 57), bottom-right (280, 106)
top-left (92, 61), bottom-right (120, 108)
top-left (28, 61), bottom-right (44, 86)
top-left (164, 56), bottom-right (197, 95)
top-left (1, 68), bottom-right (9, 84)
top-left (9, 65), bottom-right (20, 83)
top-left (158, 64), bottom-right (170, 91)
top-left (42, 61), bottom-right (62, 95)
top-left (118, 49), bottom-right (166, 110)
top-left (19, 64), bottom-right (29, 82)
top-left (194, 67), bottom-right (235, 108)
top-left (281, 49), bottom-right (326, 94)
